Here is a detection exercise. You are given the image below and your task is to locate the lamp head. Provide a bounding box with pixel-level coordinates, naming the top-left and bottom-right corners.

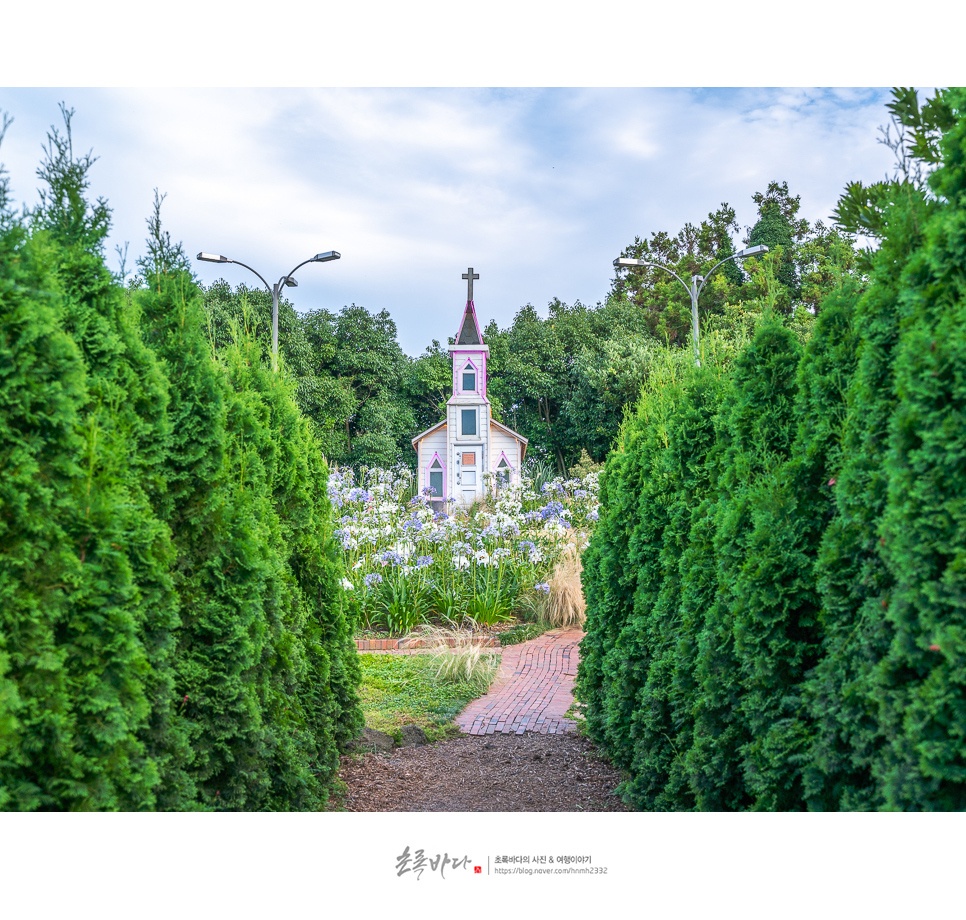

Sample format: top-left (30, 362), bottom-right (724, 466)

top-left (614, 258), bottom-right (645, 268)
top-left (737, 245), bottom-right (768, 258)
top-left (197, 252), bottom-right (230, 263)
top-left (312, 251), bottom-right (341, 262)
top-left (283, 276), bottom-right (298, 288)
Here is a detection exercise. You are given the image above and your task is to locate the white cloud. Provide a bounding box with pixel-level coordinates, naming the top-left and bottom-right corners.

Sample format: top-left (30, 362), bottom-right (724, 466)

top-left (1, 86), bottom-right (901, 354)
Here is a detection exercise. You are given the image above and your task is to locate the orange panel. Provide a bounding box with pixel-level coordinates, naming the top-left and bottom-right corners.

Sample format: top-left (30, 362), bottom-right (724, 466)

top-left (462, 452), bottom-right (476, 466)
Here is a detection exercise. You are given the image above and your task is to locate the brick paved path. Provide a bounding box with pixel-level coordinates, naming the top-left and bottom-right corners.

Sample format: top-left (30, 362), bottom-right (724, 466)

top-left (455, 628), bottom-right (583, 736)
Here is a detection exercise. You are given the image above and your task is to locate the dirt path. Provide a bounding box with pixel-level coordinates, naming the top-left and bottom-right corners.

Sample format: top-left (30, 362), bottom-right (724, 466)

top-left (334, 731), bottom-right (628, 811)
top-left (333, 628), bottom-right (630, 812)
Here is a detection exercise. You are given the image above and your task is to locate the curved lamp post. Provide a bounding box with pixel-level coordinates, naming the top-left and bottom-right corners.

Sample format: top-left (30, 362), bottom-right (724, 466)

top-left (196, 250), bottom-right (341, 371)
top-left (614, 244), bottom-right (768, 367)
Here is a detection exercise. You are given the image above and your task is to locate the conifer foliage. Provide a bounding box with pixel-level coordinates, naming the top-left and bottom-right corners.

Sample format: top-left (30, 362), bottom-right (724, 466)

top-left (578, 87), bottom-right (966, 811)
top-left (0, 108), bottom-right (360, 811)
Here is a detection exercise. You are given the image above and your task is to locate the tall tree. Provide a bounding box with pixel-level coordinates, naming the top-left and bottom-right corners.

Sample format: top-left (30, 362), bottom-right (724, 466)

top-left (806, 87), bottom-right (948, 810)
top-left (745, 181), bottom-right (809, 306)
top-left (4, 105), bottom-right (181, 810)
top-left (875, 86), bottom-right (965, 810)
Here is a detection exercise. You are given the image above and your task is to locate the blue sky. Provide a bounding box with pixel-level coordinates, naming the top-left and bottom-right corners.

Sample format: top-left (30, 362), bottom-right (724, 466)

top-left (0, 86), bottom-right (903, 355)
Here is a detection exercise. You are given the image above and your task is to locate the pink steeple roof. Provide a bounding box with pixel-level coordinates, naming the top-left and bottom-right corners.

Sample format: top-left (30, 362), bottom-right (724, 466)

top-left (454, 267), bottom-right (484, 346)
top-left (455, 301), bottom-right (483, 345)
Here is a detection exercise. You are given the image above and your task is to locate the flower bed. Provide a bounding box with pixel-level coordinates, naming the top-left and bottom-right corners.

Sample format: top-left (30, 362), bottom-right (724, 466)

top-left (328, 463), bottom-right (600, 634)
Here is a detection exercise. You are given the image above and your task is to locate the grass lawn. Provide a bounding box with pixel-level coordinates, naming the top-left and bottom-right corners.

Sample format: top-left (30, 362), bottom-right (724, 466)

top-left (357, 652), bottom-right (501, 742)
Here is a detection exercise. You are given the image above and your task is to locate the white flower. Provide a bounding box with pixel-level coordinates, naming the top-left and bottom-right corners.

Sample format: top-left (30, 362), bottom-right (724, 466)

top-left (474, 550), bottom-right (491, 566)
top-left (340, 577), bottom-right (353, 591)
top-left (453, 555), bottom-right (471, 570)
top-left (352, 559), bottom-right (364, 570)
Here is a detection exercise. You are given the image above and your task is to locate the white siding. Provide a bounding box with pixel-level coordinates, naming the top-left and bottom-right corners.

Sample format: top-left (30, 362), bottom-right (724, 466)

top-left (417, 426), bottom-right (448, 495)
top-left (490, 428), bottom-right (521, 481)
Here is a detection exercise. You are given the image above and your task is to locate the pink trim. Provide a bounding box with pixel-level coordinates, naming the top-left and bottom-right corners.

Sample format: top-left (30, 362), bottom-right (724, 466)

top-left (456, 357), bottom-right (481, 396)
top-left (495, 449), bottom-right (516, 473)
top-left (453, 300), bottom-right (484, 346)
top-left (425, 450), bottom-right (447, 502)
top-left (492, 450), bottom-right (516, 490)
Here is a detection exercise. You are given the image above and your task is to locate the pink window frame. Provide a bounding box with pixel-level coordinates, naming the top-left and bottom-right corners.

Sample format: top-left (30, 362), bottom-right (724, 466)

top-left (452, 349), bottom-right (487, 399)
top-left (494, 450), bottom-right (515, 485)
top-left (426, 450), bottom-right (447, 502)
top-left (456, 356), bottom-right (482, 396)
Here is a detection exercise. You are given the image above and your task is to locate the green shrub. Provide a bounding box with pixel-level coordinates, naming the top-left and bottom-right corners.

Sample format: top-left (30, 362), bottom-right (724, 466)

top-left (0, 108), bottom-right (182, 810)
top-left (875, 86), bottom-right (966, 810)
top-left (731, 286), bottom-right (859, 811)
top-left (578, 89), bottom-right (965, 812)
top-left (0, 113), bottom-right (361, 811)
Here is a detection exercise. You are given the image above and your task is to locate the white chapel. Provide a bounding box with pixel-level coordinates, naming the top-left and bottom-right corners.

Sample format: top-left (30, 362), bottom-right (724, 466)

top-left (411, 268), bottom-right (528, 510)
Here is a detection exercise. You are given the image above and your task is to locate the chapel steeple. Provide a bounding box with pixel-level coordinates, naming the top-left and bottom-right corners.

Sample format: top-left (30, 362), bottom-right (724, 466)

top-left (455, 267), bottom-right (483, 346)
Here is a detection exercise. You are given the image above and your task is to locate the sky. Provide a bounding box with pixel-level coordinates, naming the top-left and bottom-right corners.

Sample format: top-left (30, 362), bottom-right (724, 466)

top-left (0, 86), bottom-right (903, 355)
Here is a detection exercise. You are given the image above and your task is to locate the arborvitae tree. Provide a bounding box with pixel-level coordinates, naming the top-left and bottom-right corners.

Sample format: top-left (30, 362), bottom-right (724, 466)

top-left (730, 283), bottom-right (860, 810)
top-left (624, 361), bottom-right (729, 810)
top-left (0, 115), bottom-right (91, 809)
top-left (576, 398), bottom-right (656, 775)
top-left (140, 194), bottom-right (360, 810)
top-left (686, 314), bottom-right (802, 810)
top-left (133, 195), bottom-right (277, 809)
top-left (807, 143), bottom-right (940, 812)
top-left (212, 324), bottom-right (361, 809)
top-left (578, 92), bottom-right (960, 812)
top-left (598, 355), bottom-right (686, 780)
top-left (875, 87), bottom-right (966, 810)
top-left (215, 337), bottom-right (318, 808)
top-left (2, 105), bottom-right (182, 810)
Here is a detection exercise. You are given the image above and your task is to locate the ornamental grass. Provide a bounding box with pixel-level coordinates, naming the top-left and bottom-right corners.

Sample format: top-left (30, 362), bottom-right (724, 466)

top-left (419, 623), bottom-right (501, 694)
top-left (540, 541), bottom-right (587, 629)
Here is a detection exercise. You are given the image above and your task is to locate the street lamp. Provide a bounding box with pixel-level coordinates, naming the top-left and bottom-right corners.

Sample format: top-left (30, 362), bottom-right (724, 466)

top-left (614, 244), bottom-right (768, 367)
top-left (196, 250), bottom-right (341, 371)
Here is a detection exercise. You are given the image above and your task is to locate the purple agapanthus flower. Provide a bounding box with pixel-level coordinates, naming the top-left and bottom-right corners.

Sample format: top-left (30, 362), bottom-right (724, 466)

top-left (416, 556), bottom-right (434, 568)
top-left (540, 501), bottom-right (565, 520)
top-left (364, 573), bottom-right (383, 588)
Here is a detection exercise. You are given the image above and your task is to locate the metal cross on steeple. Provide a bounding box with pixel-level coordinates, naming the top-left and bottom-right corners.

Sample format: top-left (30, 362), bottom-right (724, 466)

top-left (462, 267), bottom-right (479, 303)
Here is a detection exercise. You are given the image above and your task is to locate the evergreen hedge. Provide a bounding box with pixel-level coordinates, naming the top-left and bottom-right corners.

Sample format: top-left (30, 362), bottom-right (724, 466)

top-left (577, 88), bottom-right (966, 811)
top-left (0, 111), bottom-right (361, 811)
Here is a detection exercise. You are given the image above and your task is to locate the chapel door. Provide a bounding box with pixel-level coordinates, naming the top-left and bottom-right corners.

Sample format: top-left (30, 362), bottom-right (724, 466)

top-left (455, 447), bottom-right (482, 508)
